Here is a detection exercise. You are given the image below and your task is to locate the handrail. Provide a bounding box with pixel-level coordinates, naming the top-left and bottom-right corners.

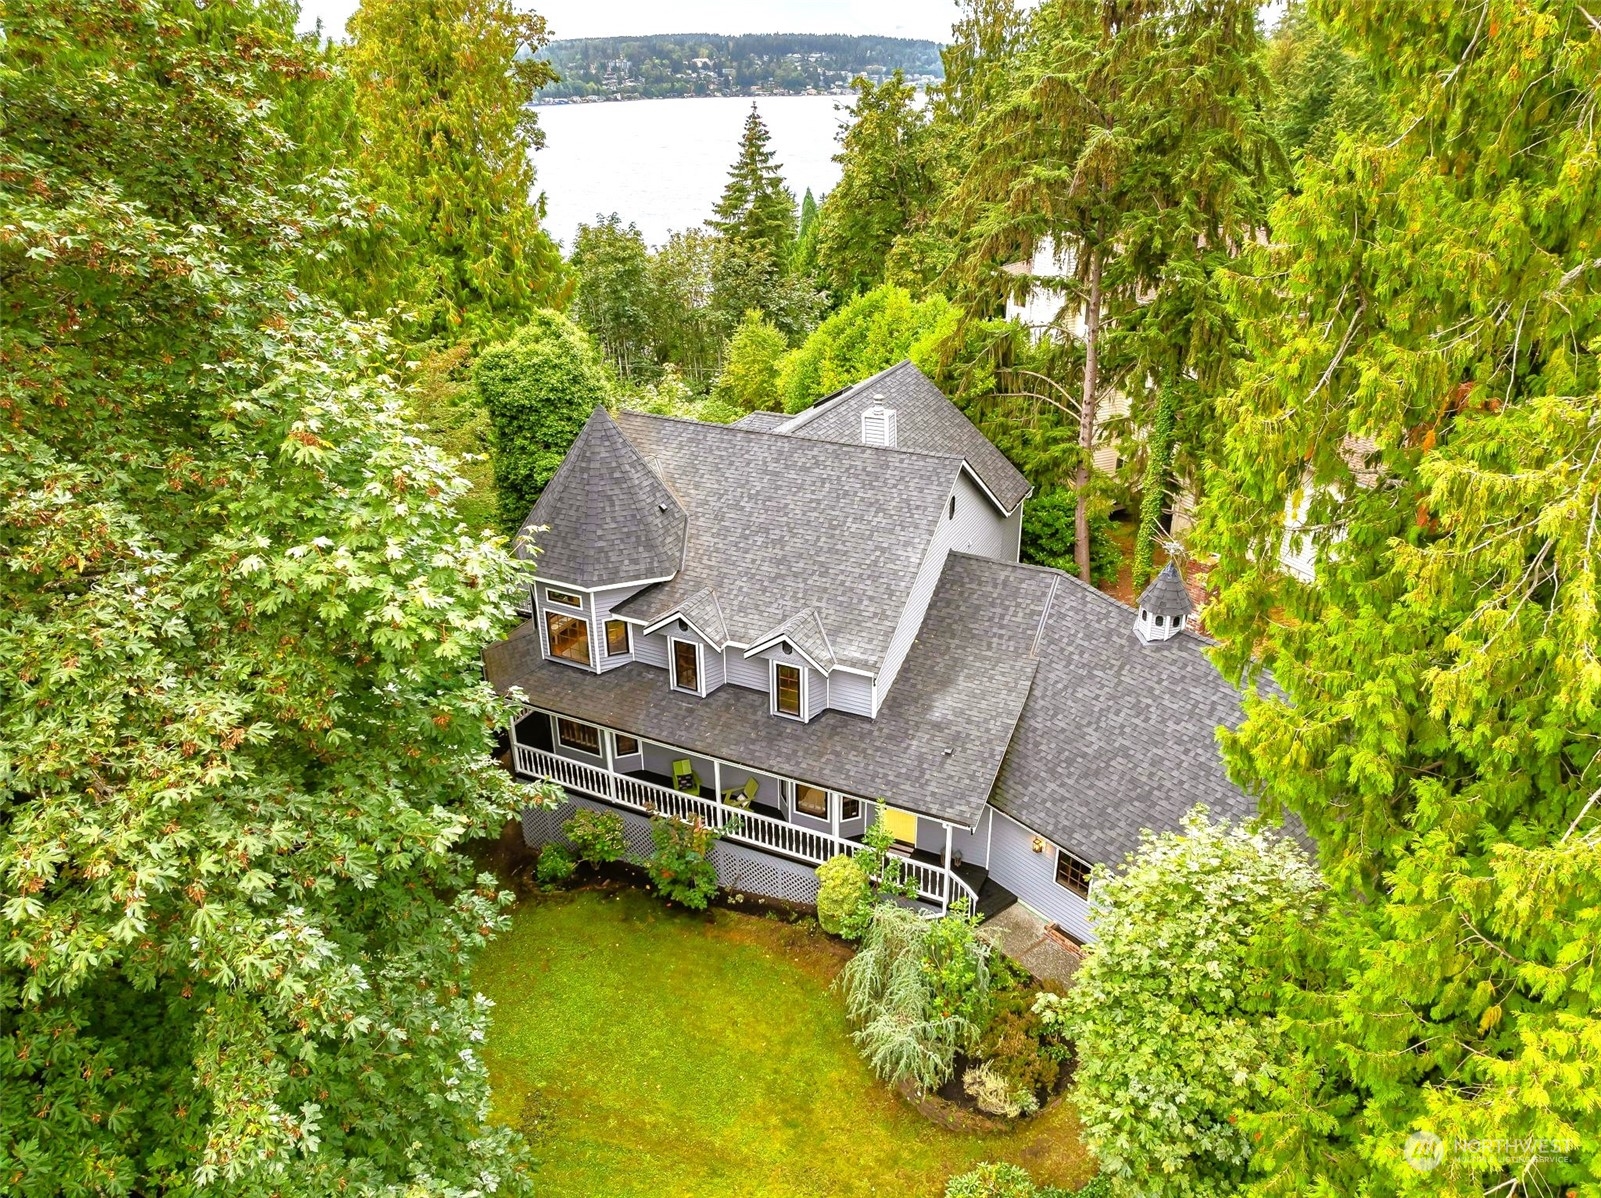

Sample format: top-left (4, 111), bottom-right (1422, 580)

top-left (512, 744), bottom-right (979, 909)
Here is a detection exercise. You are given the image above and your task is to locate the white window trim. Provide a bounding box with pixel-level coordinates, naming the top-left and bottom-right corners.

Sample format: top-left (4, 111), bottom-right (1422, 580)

top-left (1054, 846), bottom-right (1094, 899)
top-left (790, 780), bottom-right (830, 821)
top-left (545, 587), bottom-right (584, 609)
top-left (669, 637), bottom-right (704, 696)
top-left (771, 659), bottom-right (807, 721)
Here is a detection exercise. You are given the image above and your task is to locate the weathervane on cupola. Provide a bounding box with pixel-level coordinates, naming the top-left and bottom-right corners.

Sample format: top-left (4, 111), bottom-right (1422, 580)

top-left (1134, 561), bottom-right (1193, 644)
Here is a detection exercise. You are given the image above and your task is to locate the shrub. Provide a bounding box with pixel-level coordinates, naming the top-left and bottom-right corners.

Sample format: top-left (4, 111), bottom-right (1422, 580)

top-left (978, 985), bottom-right (1061, 1101)
top-left (1062, 808), bottom-right (1322, 1197)
top-left (1020, 489), bottom-right (1123, 586)
top-left (944, 1161), bottom-right (1068, 1198)
top-left (837, 904), bottom-right (981, 1091)
top-left (962, 1061), bottom-right (1038, 1119)
top-left (644, 815), bottom-right (722, 910)
top-left (535, 842), bottom-right (576, 887)
top-left (563, 809), bottom-right (627, 867)
top-left (919, 899), bottom-right (992, 1030)
top-left (815, 853), bottom-right (871, 935)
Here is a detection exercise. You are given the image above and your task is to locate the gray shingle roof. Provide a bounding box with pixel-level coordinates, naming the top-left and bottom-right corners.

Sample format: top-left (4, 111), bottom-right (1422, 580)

top-left (485, 552), bottom-right (1054, 825)
top-left (1136, 561), bottom-right (1193, 617)
top-left (746, 607), bottom-right (835, 672)
top-left (775, 362), bottom-right (1033, 512)
top-left (730, 411), bottom-right (789, 431)
top-left (658, 586), bottom-right (728, 649)
top-left (516, 407), bottom-right (686, 588)
top-left (990, 566), bottom-right (1257, 867)
top-left (610, 411), bottom-right (962, 673)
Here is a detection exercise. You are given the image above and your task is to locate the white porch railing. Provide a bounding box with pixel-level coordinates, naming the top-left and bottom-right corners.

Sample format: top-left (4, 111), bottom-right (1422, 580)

top-left (513, 743), bottom-right (978, 909)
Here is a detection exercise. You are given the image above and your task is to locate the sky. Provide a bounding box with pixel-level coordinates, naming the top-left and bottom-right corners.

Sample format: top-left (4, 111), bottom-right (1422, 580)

top-left (294, 0), bottom-right (961, 41)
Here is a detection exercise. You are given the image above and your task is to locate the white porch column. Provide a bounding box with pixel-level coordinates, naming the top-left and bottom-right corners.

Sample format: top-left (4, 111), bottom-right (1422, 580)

top-left (941, 822), bottom-right (953, 914)
top-left (603, 728), bottom-right (614, 775)
top-left (829, 793), bottom-right (840, 842)
top-left (713, 759), bottom-right (722, 803)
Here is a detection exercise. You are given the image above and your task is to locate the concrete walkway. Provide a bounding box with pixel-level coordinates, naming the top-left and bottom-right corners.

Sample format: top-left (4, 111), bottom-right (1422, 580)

top-left (983, 902), bottom-right (1083, 987)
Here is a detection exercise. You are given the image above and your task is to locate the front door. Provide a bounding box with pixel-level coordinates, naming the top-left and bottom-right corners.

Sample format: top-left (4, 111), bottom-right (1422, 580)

top-left (879, 806), bottom-right (917, 849)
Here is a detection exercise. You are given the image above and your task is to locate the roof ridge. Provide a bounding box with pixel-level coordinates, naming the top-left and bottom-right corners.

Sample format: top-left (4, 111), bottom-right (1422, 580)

top-left (615, 407), bottom-right (971, 469)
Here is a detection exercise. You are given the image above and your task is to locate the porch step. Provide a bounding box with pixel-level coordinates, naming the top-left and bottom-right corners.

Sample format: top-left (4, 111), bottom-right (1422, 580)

top-left (974, 877), bottom-right (1019, 922)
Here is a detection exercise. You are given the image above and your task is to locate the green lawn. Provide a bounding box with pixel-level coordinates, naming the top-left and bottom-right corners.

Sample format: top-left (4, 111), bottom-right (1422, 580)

top-left (476, 887), bottom-right (1095, 1198)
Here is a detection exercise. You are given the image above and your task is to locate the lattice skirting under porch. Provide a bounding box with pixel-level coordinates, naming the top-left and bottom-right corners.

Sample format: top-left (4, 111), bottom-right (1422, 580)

top-left (521, 797), bottom-right (822, 907)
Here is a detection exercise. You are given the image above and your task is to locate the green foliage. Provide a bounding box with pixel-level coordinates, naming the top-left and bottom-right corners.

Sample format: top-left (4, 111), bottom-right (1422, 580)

top-left (792, 187), bottom-right (821, 279)
top-left (562, 810), bottom-right (628, 867)
top-left (1262, 2), bottom-right (1388, 165)
top-left (1020, 491), bottom-right (1122, 586)
top-left (945, 1161), bottom-right (1070, 1198)
top-left (0, 0), bottom-right (530, 1186)
top-left (710, 105), bottom-right (798, 265)
top-left (537, 842), bottom-right (578, 887)
top-left (813, 72), bottom-right (937, 300)
top-left (647, 228), bottom-right (725, 390)
top-left (977, 984), bottom-right (1063, 1103)
top-left (403, 341), bottom-right (501, 534)
top-left (1131, 385), bottom-right (1179, 590)
top-left (1199, 3), bottom-right (1601, 1192)
top-left (644, 816), bottom-right (723, 910)
top-left (341, 0), bottom-right (569, 338)
top-left (474, 310), bottom-right (614, 534)
top-left (837, 901), bottom-right (990, 1092)
top-left (815, 853), bottom-right (873, 937)
top-left (571, 214), bottom-right (657, 380)
top-left (1061, 811), bottom-right (1321, 1198)
top-left (951, 0), bottom-right (1277, 580)
top-left (963, 1061), bottom-right (1038, 1119)
top-left (618, 367), bottom-right (743, 425)
top-left (777, 286), bottom-right (956, 412)
top-left (713, 311), bottom-right (790, 412)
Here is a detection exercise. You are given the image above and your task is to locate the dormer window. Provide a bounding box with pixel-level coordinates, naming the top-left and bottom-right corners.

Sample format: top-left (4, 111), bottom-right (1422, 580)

top-left (671, 639), bottom-right (700, 694)
top-left (774, 663), bottom-right (802, 718)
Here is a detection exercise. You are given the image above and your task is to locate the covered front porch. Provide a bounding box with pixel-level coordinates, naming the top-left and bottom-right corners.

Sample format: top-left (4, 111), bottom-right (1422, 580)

top-left (510, 707), bottom-right (981, 910)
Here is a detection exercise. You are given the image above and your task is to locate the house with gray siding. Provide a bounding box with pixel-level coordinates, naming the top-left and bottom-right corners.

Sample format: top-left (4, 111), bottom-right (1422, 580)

top-left (483, 361), bottom-right (1258, 942)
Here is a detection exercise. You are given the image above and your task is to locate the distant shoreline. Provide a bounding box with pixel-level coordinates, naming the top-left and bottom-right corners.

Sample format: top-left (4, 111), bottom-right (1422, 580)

top-left (531, 87), bottom-right (889, 109)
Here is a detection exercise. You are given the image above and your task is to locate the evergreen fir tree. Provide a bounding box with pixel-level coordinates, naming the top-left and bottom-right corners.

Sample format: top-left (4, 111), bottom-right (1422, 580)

top-left (709, 104), bottom-right (798, 264)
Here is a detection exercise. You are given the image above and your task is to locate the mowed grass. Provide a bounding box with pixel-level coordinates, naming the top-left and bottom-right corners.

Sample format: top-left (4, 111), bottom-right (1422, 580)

top-left (476, 887), bottom-right (1095, 1198)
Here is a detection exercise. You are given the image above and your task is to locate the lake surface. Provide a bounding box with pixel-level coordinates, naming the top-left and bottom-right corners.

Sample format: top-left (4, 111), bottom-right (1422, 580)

top-left (531, 94), bottom-right (854, 249)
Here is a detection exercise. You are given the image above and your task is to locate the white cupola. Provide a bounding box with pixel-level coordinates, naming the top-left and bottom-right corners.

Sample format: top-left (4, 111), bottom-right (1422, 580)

top-left (1135, 561), bottom-right (1193, 644)
top-left (861, 396), bottom-right (898, 448)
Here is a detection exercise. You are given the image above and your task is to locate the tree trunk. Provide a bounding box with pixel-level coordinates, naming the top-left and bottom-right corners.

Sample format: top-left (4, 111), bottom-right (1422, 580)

top-left (1075, 248), bottom-right (1104, 584)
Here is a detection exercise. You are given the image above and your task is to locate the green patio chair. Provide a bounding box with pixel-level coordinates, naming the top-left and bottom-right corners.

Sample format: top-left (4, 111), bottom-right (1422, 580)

top-left (720, 776), bottom-right (759, 809)
top-left (671, 758), bottom-right (702, 795)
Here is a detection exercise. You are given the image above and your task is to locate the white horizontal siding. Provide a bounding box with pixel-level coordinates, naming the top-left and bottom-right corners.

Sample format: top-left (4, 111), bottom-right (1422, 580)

top-left (947, 469), bottom-right (1015, 563)
top-left (807, 667), bottom-right (827, 719)
top-left (829, 670), bottom-right (873, 717)
top-left (635, 630), bottom-right (668, 669)
top-left (986, 809), bottom-right (1095, 943)
top-left (724, 649), bottom-right (767, 690)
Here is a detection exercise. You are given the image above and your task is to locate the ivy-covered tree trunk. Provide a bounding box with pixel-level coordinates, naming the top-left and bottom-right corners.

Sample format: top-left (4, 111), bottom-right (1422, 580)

top-left (1132, 384), bottom-right (1178, 591)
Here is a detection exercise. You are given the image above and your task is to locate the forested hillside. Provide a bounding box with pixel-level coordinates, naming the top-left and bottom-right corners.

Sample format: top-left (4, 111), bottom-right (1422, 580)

top-left (535, 33), bottom-right (943, 101)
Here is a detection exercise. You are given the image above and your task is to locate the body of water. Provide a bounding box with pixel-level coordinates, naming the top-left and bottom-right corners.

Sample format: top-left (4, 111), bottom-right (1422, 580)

top-left (531, 94), bottom-right (854, 249)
